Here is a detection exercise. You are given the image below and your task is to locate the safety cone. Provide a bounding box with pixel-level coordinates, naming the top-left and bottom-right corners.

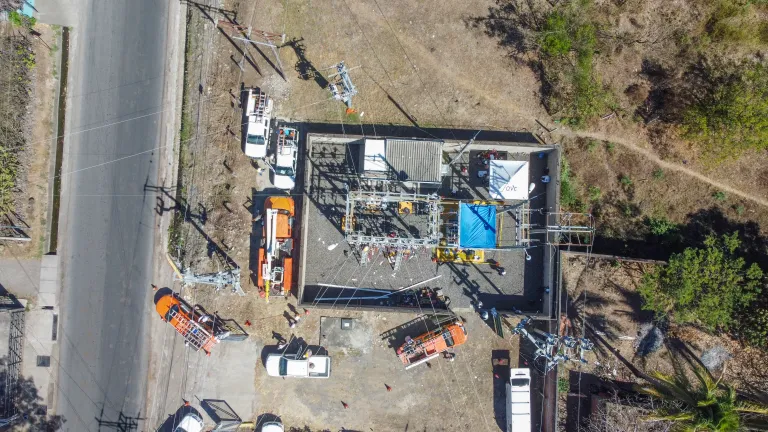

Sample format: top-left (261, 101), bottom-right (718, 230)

top-left (385, 384), bottom-right (392, 392)
top-left (341, 401), bottom-right (349, 409)
top-left (244, 320), bottom-right (252, 327)
top-left (151, 284), bottom-right (158, 291)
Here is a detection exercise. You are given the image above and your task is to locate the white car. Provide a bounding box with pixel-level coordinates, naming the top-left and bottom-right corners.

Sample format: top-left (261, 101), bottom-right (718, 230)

top-left (265, 353), bottom-right (331, 378)
top-left (243, 89), bottom-right (273, 158)
top-left (174, 413), bottom-right (204, 432)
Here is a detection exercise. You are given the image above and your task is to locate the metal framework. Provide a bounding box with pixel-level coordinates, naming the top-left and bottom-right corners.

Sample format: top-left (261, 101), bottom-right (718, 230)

top-left (509, 315), bottom-right (594, 373)
top-left (0, 225), bottom-right (30, 242)
top-left (438, 200), bottom-right (533, 250)
top-left (327, 61), bottom-right (358, 108)
top-left (217, 20), bottom-right (286, 76)
top-left (178, 268), bottom-right (244, 296)
top-left (544, 212), bottom-right (595, 247)
top-left (344, 190), bottom-right (441, 270)
top-left (0, 311), bottom-right (24, 425)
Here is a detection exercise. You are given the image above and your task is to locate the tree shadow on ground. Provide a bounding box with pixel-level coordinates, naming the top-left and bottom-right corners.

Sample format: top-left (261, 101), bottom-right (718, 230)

top-left (0, 356), bottom-right (64, 431)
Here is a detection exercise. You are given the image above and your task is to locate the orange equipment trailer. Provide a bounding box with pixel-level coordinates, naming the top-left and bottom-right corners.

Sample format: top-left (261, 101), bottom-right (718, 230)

top-left (397, 321), bottom-right (467, 369)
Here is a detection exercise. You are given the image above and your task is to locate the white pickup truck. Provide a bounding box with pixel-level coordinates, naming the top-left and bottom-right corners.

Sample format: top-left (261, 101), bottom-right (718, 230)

top-left (243, 88), bottom-right (273, 158)
top-left (265, 353), bottom-right (331, 378)
top-left (506, 368), bottom-right (531, 432)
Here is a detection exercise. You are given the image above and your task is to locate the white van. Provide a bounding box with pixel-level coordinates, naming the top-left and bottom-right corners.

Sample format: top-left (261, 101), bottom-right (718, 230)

top-left (265, 353), bottom-right (331, 378)
top-left (506, 368), bottom-right (531, 432)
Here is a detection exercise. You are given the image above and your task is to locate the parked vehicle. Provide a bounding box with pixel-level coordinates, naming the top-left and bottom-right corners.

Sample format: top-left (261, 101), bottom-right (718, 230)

top-left (272, 127), bottom-right (298, 190)
top-left (257, 196), bottom-right (295, 301)
top-left (265, 353), bottom-right (331, 378)
top-left (262, 421), bottom-right (285, 432)
top-left (506, 368), bottom-right (531, 432)
top-left (243, 88), bottom-right (273, 158)
top-left (174, 413), bottom-right (204, 432)
top-left (155, 293), bottom-right (231, 355)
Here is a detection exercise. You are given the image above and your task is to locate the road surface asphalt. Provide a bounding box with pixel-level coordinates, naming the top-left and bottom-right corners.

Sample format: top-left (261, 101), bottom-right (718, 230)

top-left (57, 0), bottom-right (169, 430)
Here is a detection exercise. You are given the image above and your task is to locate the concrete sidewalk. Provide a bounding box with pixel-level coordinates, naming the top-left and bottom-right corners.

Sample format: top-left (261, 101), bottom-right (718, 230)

top-left (0, 254), bottom-right (61, 415)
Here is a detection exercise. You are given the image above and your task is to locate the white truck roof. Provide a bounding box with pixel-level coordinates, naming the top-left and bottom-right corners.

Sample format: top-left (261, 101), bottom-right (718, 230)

top-left (507, 368), bottom-right (531, 432)
top-left (243, 89), bottom-right (273, 158)
top-left (265, 354), bottom-right (331, 378)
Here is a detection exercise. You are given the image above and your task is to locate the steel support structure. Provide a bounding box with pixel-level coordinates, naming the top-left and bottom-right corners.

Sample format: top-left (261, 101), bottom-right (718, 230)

top-left (217, 20), bottom-right (286, 76)
top-left (345, 190), bottom-right (441, 270)
top-left (327, 61), bottom-right (358, 108)
top-left (545, 212), bottom-right (595, 248)
top-left (178, 268), bottom-right (244, 296)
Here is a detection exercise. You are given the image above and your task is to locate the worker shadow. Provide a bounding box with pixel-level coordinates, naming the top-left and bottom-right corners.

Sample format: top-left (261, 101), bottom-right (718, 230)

top-left (154, 405), bottom-right (201, 432)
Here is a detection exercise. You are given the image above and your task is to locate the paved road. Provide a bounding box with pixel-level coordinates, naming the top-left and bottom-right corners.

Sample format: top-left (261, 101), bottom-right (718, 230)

top-left (57, 0), bottom-right (170, 430)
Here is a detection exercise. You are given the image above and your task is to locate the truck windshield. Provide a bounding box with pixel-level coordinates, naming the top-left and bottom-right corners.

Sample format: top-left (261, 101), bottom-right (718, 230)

top-left (275, 166), bottom-right (294, 177)
top-left (279, 357), bottom-right (288, 376)
top-left (511, 378), bottom-right (529, 387)
top-left (247, 135), bottom-right (265, 145)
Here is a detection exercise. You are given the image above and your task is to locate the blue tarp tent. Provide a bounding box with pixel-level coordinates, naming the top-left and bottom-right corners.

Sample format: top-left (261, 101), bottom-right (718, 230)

top-left (458, 203), bottom-right (497, 249)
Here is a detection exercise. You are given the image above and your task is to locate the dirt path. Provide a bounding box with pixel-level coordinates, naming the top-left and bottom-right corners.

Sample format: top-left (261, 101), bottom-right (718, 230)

top-left (551, 128), bottom-right (768, 208)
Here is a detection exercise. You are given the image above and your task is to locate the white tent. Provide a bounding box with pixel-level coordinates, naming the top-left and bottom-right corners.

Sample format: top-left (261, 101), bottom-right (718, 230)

top-left (489, 160), bottom-right (530, 200)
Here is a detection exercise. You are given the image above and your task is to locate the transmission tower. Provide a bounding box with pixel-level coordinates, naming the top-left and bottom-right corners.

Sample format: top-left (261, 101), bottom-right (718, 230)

top-left (216, 20), bottom-right (286, 77)
top-left (166, 254), bottom-right (244, 296)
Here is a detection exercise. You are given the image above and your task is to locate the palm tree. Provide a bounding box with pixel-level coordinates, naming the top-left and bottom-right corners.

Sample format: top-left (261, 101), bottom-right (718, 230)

top-left (636, 364), bottom-right (768, 431)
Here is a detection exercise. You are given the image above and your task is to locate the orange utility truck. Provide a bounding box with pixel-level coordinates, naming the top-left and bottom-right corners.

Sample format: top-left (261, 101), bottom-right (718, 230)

top-left (257, 196), bottom-right (295, 301)
top-left (155, 293), bottom-right (230, 355)
top-left (397, 321), bottom-right (467, 369)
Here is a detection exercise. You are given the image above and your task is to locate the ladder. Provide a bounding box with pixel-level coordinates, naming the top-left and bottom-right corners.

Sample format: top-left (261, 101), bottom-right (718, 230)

top-left (252, 91), bottom-right (267, 120)
top-left (168, 308), bottom-right (215, 352)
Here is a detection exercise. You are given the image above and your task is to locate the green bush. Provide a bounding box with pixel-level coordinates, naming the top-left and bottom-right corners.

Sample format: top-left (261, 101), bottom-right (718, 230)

top-left (713, 191), bottom-right (727, 201)
top-left (0, 146), bottom-right (19, 213)
top-left (560, 157), bottom-right (581, 210)
top-left (620, 175), bottom-right (633, 187)
top-left (734, 204), bottom-right (745, 215)
top-left (645, 216), bottom-right (677, 236)
top-left (605, 142), bottom-right (615, 154)
top-left (588, 185), bottom-right (601, 201)
top-left (539, 5), bottom-right (612, 128)
top-left (638, 232), bottom-right (763, 331)
top-left (540, 12), bottom-right (571, 56)
top-left (683, 62), bottom-right (768, 157)
top-left (557, 377), bottom-right (569, 392)
top-left (652, 168), bottom-right (664, 180)
top-left (8, 11), bottom-right (36, 28)
top-left (741, 308), bottom-right (768, 348)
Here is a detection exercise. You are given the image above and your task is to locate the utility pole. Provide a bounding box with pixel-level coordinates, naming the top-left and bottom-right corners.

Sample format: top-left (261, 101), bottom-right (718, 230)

top-left (95, 412), bottom-right (142, 432)
top-left (217, 20), bottom-right (286, 79)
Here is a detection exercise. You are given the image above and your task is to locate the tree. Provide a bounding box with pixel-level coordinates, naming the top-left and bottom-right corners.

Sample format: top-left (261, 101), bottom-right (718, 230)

top-left (638, 232), bottom-right (763, 330)
top-left (636, 365), bottom-right (768, 431)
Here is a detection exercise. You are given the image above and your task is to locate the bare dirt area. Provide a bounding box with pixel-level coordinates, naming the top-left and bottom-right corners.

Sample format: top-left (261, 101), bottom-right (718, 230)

top-left (558, 253), bottom-right (768, 431)
top-left (151, 282), bottom-right (521, 431)
top-left (0, 22), bottom-right (59, 258)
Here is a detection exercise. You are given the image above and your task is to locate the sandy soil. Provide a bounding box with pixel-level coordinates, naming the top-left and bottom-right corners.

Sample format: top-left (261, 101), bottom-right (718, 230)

top-left (0, 23), bottom-right (58, 258)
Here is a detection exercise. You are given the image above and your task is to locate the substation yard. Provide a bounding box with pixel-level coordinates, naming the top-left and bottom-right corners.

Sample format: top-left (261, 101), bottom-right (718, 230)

top-left (152, 0), bottom-right (569, 430)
